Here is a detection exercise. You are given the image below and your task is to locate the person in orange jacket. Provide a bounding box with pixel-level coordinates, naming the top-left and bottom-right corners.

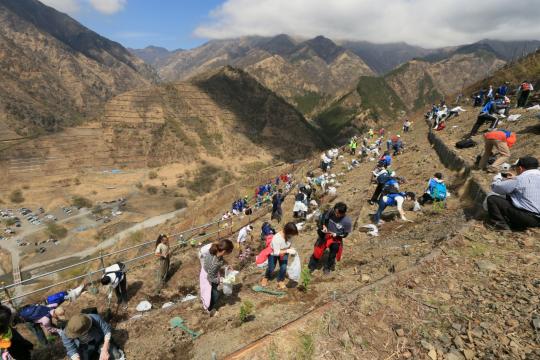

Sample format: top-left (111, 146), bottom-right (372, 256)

top-left (479, 129), bottom-right (516, 173)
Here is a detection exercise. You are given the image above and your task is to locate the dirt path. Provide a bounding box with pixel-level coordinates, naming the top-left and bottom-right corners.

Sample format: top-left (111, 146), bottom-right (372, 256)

top-left (21, 208), bottom-right (186, 272)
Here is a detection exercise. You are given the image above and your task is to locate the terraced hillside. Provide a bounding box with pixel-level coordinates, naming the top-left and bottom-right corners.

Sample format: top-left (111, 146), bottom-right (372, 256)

top-left (1, 67), bottom-right (326, 183)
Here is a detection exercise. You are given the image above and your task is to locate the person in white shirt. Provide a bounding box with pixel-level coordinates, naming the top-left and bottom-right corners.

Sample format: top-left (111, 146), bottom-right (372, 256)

top-left (237, 225), bottom-right (253, 247)
top-left (100, 262), bottom-right (127, 309)
top-left (260, 222), bottom-right (298, 289)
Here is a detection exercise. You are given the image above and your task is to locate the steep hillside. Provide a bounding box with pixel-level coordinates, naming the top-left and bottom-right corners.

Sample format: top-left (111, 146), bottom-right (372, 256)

top-left (1, 66), bottom-right (326, 182)
top-left (153, 35), bottom-right (374, 116)
top-left (464, 49), bottom-right (540, 95)
top-left (0, 0), bottom-right (156, 136)
top-left (315, 49), bottom-right (506, 140)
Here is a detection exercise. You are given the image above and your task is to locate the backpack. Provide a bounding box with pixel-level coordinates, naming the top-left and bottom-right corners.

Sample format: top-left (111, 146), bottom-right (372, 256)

top-left (431, 182), bottom-right (447, 201)
top-left (384, 193), bottom-right (406, 206)
top-left (455, 138), bottom-right (477, 149)
top-left (19, 305), bottom-right (51, 322)
top-left (382, 180), bottom-right (399, 196)
top-left (46, 291), bottom-right (68, 306)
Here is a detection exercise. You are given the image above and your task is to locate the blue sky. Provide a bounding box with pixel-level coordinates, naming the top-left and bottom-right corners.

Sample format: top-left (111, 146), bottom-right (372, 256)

top-left (42, 0), bottom-right (540, 49)
top-left (43, 0), bottom-right (224, 50)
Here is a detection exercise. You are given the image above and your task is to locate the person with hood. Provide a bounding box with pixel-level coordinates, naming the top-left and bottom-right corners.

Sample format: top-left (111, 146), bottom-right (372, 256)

top-left (0, 305), bottom-right (33, 360)
top-left (418, 173), bottom-right (447, 205)
top-left (154, 234), bottom-right (170, 294)
top-left (260, 222), bottom-right (298, 289)
top-left (486, 156), bottom-right (540, 230)
top-left (374, 192), bottom-right (416, 225)
top-left (60, 313), bottom-right (123, 360)
top-left (468, 99), bottom-right (500, 137)
top-left (479, 129), bottom-right (516, 173)
top-left (308, 202), bottom-right (352, 275)
top-left (199, 239), bottom-right (234, 315)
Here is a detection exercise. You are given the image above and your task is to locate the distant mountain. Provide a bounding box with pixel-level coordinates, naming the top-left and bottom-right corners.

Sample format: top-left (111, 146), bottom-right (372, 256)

top-left (339, 41), bottom-right (437, 74)
top-left (151, 35), bottom-right (375, 116)
top-left (315, 47), bottom-right (506, 140)
top-left (129, 46), bottom-right (182, 68)
top-left (0, 0), bottom-right (156, 135)
top-left (422, 39), bottom-right (540, 63)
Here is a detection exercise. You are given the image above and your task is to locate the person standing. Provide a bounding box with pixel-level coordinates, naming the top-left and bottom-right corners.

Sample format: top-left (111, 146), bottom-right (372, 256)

top-left (100, 262), bottom-right (128, 309)
top-left (0, 305), bottom-right (33, 360)
top-left (271, 189), bottom-right (285, 223)
top-left (154, 234), bottom-right (170, 294)
top-left (403, 119), bottom-right (411, 133)
top-left (260, 222), bottom-right (298, 289)
top-left (308, 203), bottom-right (352, 275)
top-left (517, 80), bottom-right (533, 107)
top-left (478, 129), bottom-right (516, 173)
top-left (200, 239), bottom-right (234, 315)
top-left (486, 156), bottom-right (540, 230)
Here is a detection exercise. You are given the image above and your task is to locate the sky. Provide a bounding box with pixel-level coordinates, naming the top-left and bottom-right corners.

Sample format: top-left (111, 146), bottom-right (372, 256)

top-left (41, 0), bottom-right (540, 50)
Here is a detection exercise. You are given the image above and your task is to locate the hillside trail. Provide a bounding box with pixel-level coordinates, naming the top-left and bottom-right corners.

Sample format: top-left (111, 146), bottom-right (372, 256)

top-left (30, 107), bottom-right (539, 360)
top-left (29, 113), bottom-right (479, 360)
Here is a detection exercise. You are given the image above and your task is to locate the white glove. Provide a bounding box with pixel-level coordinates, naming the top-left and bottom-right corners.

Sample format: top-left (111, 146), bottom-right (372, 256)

top-left (492, 173), bottom-right (503, 182)
top-left (286, 248), bottom-right (297, 255)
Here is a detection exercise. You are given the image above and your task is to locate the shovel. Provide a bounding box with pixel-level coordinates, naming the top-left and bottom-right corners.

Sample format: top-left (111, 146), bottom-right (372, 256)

top-left (251, 285), bottom-right (286, 297)
top-left (170, 317), bottom-right (201, 339)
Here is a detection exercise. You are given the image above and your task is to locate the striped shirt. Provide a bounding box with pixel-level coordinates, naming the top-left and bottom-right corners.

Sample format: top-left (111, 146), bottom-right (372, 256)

top-left (491, 169), bottom-right (540, 216)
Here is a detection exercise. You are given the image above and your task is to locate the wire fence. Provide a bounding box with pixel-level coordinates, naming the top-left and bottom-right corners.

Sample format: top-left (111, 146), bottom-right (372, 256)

top-left (1, 157), bottom-right (320, 306)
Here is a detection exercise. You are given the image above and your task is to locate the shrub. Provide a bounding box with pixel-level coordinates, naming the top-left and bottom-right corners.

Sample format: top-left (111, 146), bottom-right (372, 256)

top-left (146, 186), bottom-right (158, 195)
top-left (91, 205), bottom-right (103, 215)
top-left (186, 165), bottom-right (234, 195)
top-left (174, 198), bottom-right (187, 210)
top-left (4, 218), bottom-right (16, 227)
top-left (22, 185), bottom-right (30, 190)
top-left (135, 182), bottom-right (143, 189)
top-left (9, 190), bottom-right (24, 204)
top-left (148, 171), bottom-right (158, 179)
top-left (239, 300), bottom-right (254, 322)
top-left (72, 196), bottom-right (92, 209)
top-left (300, 265), bottom-right (312, 292)
top-left (46, 223), bottom-right (67, 239)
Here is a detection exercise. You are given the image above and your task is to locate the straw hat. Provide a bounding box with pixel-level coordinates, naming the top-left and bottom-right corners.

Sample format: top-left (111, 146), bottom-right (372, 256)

top-left (65, 314), bottom-right (92, 338)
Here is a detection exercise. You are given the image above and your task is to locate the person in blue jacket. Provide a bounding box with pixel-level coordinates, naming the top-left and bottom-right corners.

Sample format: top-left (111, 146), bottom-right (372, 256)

top-left (468, 99), bottom-right (500, 137)
top-left (374, 192), bottom-right (415, 225)
top-left (418, 173), bottom-right (447, 205)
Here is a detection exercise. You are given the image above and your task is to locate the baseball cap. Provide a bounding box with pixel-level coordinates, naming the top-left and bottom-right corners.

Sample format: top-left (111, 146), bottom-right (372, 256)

top-left (513, 156), bottom-right (539, 169)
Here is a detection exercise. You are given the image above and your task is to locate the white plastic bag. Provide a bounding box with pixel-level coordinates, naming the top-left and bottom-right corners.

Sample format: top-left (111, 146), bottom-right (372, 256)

top-left (222, 268), bottom-right (239, 296)
top-left (286, 254), bottom-right (301, 282)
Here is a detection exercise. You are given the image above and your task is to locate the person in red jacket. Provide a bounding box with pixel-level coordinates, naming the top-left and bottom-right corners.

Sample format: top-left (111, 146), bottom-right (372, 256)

top-left (479, 129), bottom-right (516, 173)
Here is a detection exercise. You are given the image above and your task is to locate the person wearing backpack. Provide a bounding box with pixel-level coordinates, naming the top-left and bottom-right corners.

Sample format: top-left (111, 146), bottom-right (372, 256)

top-left (0, 305), bottom-right (33, 360)
top-left (100, 262), bottom-right (128, 310)
top-left (308, 203), bottom-right (352, 275)
top-left (479, 129), bottom-right (516, 173)
top-left (374, 192), bottom-right (416, 226)
top-left (271, 189), bottom-right (285, 223)
top-left (418, 173), bottom-right (447, 205)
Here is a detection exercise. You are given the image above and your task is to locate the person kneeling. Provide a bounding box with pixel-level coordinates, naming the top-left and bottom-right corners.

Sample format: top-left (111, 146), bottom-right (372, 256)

top-left (374, 192), bottom-right (415, 225)
top-left (61, 313), bottom-right (124, 360)
top-left (486, 156), bottom-right (540, 231)
top-left (260, 222), bottom-right (298, 289)
top-left (418, 173), bottom-right (447, 205)
top-left (308, 202), bottom-right (352, 275)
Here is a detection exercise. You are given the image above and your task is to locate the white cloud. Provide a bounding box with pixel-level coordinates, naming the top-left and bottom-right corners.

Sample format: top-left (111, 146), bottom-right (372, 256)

top-left (89, 0), bottom-right (126, 15)
top-left (195, 0), bottom-right (540, 48)
top-left (40, 0), bottom-right (80, 15)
